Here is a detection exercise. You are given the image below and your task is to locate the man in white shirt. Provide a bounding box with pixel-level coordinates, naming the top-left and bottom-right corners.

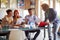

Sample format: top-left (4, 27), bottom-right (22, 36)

top-left (25, 8), bottom-right (40, 40)
top-left (25, 14), bottom-right (39, 25)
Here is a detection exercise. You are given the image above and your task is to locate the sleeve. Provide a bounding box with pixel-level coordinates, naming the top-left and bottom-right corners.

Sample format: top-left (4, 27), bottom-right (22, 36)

top-left (25, 15), bottom-right (29, 19)
top-left (11, 17), bottom-right (13, 22)
top-left (25, 15), bottom-right (29, 21)
top-left (44, 13), bottom-right (48, 22)
top-left (44, 8), bottom-right (57, 22)
top-left (16, 18), bottom-right (24, 24)
top-left (51, 9), bottom-right (56, 20)
top-left (34, 16), bottom-right (40, 23)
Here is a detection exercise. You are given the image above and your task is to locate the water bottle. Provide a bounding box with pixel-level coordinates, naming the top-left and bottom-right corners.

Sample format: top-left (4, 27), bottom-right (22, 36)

top-left (29, 22), bottom-right (35, 29)
top-left (3, 22), bottom-right (9, 30)
top-left (29, 22), bottom-right (33, 29)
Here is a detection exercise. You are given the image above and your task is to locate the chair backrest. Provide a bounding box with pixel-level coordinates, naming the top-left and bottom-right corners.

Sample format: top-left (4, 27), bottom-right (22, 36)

top-left (0, 19), bottom-right (2, 24)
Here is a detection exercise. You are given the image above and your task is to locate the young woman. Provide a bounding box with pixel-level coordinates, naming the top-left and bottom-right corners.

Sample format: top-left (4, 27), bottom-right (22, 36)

top-left (13, 10), bottom-right (24, 28)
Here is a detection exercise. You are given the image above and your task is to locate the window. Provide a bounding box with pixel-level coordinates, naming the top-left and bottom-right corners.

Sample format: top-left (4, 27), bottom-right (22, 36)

top-left (1, 0), bottom-right (9, 8)
top-left (55, 0), bottom-right (60, 18)
top-left (10, 0), bottom-right (17, 8)
top-left (38, 0), bottom-right (49, 21)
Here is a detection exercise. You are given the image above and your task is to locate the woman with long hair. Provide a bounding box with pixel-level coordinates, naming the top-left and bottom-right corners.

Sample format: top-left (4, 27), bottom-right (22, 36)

top-left (13, 10), bottom-right (24, 28)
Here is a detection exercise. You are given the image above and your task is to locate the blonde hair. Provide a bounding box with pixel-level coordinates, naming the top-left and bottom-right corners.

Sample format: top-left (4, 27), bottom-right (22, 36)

top-left (41, 3), bottom-right (49, 10)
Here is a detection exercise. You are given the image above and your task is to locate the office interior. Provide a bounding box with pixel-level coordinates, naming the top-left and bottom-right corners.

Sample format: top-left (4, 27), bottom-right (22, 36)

top-left (0, 0), bottom-right (60, 40)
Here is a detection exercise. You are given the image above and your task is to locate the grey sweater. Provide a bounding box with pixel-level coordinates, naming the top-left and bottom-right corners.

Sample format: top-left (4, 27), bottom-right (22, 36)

top-left (45, 8), bottom-right (58, 23)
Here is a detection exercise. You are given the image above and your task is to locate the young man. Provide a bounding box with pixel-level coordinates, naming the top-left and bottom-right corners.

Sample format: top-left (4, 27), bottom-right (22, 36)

top-left (41, 3), bottom-right (59, 40)
top-left (2, 9), bottom-right (13, 27)
top-left (1, 9), bottom-right (12, 40)
top-left (25, 8), bottom-right (40, 40)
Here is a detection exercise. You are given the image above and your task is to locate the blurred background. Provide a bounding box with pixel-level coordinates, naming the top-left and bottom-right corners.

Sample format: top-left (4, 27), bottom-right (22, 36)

top-left (0, 0), bottom-right (60, 21)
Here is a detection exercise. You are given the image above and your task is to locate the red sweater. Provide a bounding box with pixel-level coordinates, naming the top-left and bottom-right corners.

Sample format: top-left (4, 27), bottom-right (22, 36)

top-left (38, 22), bottom-right (48, 27)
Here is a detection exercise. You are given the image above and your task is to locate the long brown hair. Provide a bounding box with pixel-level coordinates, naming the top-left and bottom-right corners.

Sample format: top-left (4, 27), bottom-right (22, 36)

top-left (13, 10), bottom-right (20, 18)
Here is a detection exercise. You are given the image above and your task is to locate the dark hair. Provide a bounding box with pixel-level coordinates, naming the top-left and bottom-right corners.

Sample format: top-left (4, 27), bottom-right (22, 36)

top-left (28, 8), bottom-right (32, 11)
top-left (6, 9), bottom-right (12, 14)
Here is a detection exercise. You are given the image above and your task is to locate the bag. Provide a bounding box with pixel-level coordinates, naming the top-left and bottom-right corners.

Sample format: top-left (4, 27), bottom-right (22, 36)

top-left (38, 22), bottom-right (48, 27)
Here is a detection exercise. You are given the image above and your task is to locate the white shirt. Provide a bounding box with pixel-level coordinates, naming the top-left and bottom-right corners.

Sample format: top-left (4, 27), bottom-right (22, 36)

top-left (25, 15), bottom-right (40, 24)
top-left (16, 18), bottom-right (24, 24)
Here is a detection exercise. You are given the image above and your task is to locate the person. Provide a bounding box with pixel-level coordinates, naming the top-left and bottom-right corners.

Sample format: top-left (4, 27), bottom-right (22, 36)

top-left (0, 19), bottom-right (2, 29)
top-left (2, 9), bottom-right (13, 27)
top-left (25, 8), bottom-right (40, 40)
top-left (12, 10), bottom-right (24, 28)
top-left (57, 27), bottom-right (60, 36)
top-left (41, 3), bottom-right (59, 40)
top-left (1, 9), bottom-right (12, 40)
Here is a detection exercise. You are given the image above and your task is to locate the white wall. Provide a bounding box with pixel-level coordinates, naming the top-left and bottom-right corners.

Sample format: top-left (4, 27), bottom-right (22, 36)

top-left (38, 0), bottom-right (45, 21)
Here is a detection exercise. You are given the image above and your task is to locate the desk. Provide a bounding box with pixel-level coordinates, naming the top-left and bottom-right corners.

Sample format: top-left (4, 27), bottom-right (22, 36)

top-left (9, 28), bottom-right (40, 40)
top-left (0, 25), bottom-right (52, 40)
top-left (0, 30), bottom-right (10, 40)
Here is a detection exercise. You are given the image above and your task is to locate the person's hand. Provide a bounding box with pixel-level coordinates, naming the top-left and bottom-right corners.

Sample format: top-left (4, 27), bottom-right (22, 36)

top-left (0, 25), bottom-right (2, 29)
top-left (20, 25), bottom-right (25, 28)
top-left (14, 26), bottom-right (19, 28)
top-left (46, 19), bottom-right (50, 24)
top-left (35, 22), bottom-right (38, 25)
